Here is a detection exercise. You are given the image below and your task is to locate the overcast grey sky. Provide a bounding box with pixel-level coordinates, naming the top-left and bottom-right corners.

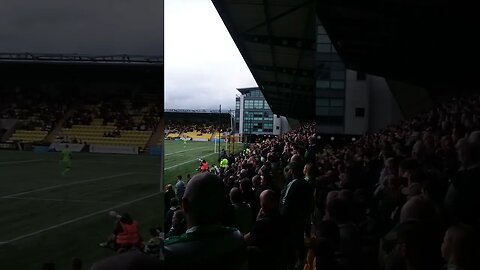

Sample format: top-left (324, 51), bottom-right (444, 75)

top-left (0, 0), bottom-right (255, 110)
top-left (165, 0), bottom-right (256, 110)
top-left (0, 0), bottom-right (163, 55)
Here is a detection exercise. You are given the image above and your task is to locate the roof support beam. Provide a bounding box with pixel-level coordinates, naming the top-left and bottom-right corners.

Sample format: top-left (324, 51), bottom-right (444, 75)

top-left (242, 34), bottom-right (315, 50)
top-left (244, 0), bottom-right (314, 34)
top-left (261, 81), bottom-right (314, 91)
top-left (253, 64), bottom-right (313, 77)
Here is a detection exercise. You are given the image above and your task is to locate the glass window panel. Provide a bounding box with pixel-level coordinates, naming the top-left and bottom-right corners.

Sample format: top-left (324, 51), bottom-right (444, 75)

top-left (330, 99), bottom-right (344, 107)
top-left (330, 71), bottom-right (345, 80)
top-left (317, 44), bottom-right (331, 52)
top-left (316, 107), bottom-right (329, 115)
top-left (318, 98), bottom-right (329, 106)
top-left (316, 80), bottom-right (330, 88)
top-left (329, 107), bottom-right (344, 116)
top-left (317, 26), bottom-right (326, 34)
top-left (317, 53), bottom-right (340, 62)
top-left (317, 34), bottom-right (330, 43)
top-left (331, 81), bottom-right (345, 89)
top-left (329, 62), bottom-right (345, 71)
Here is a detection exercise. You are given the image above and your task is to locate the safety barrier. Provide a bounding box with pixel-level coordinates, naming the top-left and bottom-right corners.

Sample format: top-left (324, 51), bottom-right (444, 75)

top-left (89, 144), bottom-right (138, 155)
top-left (49, 143), bottom-right (85, 152)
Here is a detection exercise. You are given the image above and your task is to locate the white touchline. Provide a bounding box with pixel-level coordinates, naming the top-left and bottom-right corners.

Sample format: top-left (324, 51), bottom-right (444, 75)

top-left (0, 152), bottom-right (217, 244)
top-left (0, 192), bottom-right (161, 244)
top-left (164, 152), bottom-right (217, 170)
top-left (164, 146), bottom-right (212, 156)
top-left (1, 196), bottom-right (119, 204)
top-left (0, 159), bottom-right (43, 166)
top-left (2, 172), bottom-right (135, 198)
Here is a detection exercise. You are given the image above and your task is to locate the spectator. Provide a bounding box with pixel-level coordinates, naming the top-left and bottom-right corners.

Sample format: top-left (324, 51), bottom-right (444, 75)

top-left (313, 220), bottom-right (341, 270)
top-left (280, 161), bottom-right (313, 269)
top-left (240, 178), bottom-right (258, 219)
top-left (144, 228), bottom-right (164, 257)
top-left (164, 173), bottom-right (248, 270)
top-left (326, 198), bottom-right (359, 269)
top-left (198, 160), bottom-right (209, 172)
top-left (165, 198), bottom-right (180, 234)
top-left (230, 187), bottom-right (253, 234)
top-left (445, 131), bottom-right (480, 223)
top-left (395, 221), bottom-right (442, 270)
top-left (164, 184), bottom-right (175, 215)
top-left (175, 175), bottom-right (186, 200)
top-left (441, 224), bottom-right (480, 270)
top-left (99, 212), bottom-right (142, 252)
top-left (245, 190), bottom-right (287, 270)
top-left (166, 210), bottom-right (186, 238)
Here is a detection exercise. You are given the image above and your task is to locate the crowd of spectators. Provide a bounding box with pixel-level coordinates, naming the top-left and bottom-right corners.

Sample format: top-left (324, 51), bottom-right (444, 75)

top-left (166, 120), bottom-right (229, 138)
top-left (1, 89), bottom-right (67, 131)
top-left (64, 108), bottom-right (93, 127)
top-left (0, 89), bottom-right (156, 133)
top-left (63, 101), bottom-right (161, 131)
top-left (50, 94), bottom-right (479, 270)
top-left (103, 130), bottom-right (121, 138)
top-left (156, 95), bottom-right (480, 270)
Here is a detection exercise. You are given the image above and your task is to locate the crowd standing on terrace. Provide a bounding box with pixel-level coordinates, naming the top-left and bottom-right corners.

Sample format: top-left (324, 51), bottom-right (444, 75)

top-left (51, 95), bottom-right (480, 270)
top-left (158, 95), bottom-right (480, 270)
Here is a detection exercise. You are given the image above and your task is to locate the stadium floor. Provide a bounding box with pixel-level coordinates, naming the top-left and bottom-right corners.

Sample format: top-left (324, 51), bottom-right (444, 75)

top-left (0, 140), bottom-right (232, 269)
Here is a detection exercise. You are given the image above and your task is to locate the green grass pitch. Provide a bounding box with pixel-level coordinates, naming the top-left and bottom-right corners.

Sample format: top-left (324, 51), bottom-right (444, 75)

top-left (0, 140), bottom-right (235, 269)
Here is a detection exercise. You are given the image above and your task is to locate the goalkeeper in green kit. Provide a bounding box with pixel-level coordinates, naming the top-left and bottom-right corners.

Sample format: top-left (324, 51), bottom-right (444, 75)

top-left (60, 144), bottom-right (72, 176)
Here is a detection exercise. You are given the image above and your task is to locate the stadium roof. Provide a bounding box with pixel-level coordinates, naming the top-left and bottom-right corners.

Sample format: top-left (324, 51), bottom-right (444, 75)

top-left (214, 0), bottom-right (480, 120)
top-left (165, 109), bottom-right (231, 114)
top-left (315, 0), bottom-right (479, 89)
top-left (212, 0), bottom-right (316, 120)
top-left (0, 53), bottom-right (162, 84)
top-left (237, 86), bottom-right (259, 95)
top-left (0, 53), bottom-right (163, 65)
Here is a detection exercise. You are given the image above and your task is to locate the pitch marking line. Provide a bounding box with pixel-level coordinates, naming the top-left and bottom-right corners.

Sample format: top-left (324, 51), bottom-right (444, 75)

top-left (0, 192), bottom-right (161, 244)
top-left (165, 145), bottom-right (212, 156)
top-left (0, 152), bottom-right (216, 244)
top-left (0, 159), bottom-right (44, 166)
top-left (164, 152), bottom-right (217, 170)
top-left (1, 196), bottom-right (120, 204)
top-left (2, 172), bottom-right (135, 198)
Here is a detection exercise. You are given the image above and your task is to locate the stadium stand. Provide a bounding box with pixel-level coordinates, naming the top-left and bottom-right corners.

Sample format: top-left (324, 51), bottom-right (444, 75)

top-left (55, 102), bottom-right (157, 148)
top-left (165, 121), bottom-right (229, 141)
top-left (1, 89), bottom-right (166, 148)
top-left (92, 94), bottom-right (480, 270)
top-left (1, 88), bottom-right (229, 150)
top-left (1, 88), bottom-right (68, 143)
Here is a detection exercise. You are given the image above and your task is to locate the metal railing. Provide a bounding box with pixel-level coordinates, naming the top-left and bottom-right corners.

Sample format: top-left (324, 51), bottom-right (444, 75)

top-left (0, 53), bottom-right (163, 65)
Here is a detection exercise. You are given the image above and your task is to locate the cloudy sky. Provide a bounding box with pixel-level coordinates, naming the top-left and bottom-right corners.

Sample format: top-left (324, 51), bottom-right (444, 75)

top-left (0, 0), bottom-right (163, 55)
top-left (0, 0), bottom-right (256, 110)
top-left (165, 0), bottom-right (256, 110)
